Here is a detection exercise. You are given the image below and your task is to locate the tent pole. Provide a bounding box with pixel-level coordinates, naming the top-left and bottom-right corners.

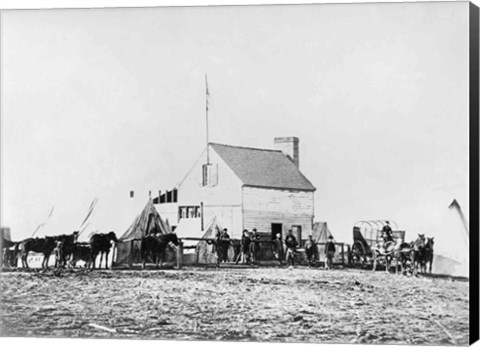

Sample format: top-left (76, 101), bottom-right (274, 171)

top-left (201, 202), bottom-right (204, 231)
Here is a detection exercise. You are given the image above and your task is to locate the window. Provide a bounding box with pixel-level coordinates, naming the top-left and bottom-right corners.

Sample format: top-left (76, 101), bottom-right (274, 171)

top-left (202, 164), bottom-right (218, 187)
top-left (179, 205), bottom-right (201, 220)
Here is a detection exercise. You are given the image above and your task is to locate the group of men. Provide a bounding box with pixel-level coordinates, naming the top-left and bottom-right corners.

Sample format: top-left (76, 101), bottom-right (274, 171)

top-left (302, 233), bottom-right (336, 269)
top-left (232, 228), bottom-right (337, 268)
top-left (235, 228), bottom-right (261, 264)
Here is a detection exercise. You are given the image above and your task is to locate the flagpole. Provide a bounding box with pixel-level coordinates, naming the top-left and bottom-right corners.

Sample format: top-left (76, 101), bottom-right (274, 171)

top-left (205, 74), bottom-right (210, 165)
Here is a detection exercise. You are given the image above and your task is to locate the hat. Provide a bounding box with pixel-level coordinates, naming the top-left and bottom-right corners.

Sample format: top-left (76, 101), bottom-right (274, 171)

top-left (328, 235), bottom-right (334, 240)
top-left (386, 221), bottom-right (390, 224)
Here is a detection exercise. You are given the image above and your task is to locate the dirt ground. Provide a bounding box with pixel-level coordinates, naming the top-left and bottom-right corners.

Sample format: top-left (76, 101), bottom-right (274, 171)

top-left (0, 267), bottom-right (469, 344)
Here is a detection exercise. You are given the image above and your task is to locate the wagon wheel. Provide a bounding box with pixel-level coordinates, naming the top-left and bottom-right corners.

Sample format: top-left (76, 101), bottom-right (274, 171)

top-left (351, 241), bottom-right (366, 268)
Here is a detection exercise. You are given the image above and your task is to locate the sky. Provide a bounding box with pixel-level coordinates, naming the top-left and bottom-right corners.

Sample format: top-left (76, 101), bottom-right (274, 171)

top-left (0, 2), bottom-right (471, 251)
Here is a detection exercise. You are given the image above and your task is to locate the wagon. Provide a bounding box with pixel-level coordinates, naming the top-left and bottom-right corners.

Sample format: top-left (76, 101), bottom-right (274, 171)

top-left (350, 220), bottom-right (406, 271)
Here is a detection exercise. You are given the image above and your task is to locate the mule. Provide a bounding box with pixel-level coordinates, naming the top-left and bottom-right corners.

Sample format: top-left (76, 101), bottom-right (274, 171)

top-left (89, 231), bottom-right (118, 269)
top-left (141, 233), bottom-right (179, 269)
top-left (19, 236), bottom-right (57, 268)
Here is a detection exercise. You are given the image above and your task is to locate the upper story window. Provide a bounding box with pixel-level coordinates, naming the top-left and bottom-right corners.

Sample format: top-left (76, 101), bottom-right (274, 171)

top-left (179, 206), bottom-right (201, 220)
top-left (202, 164), bottom-right (218, 187)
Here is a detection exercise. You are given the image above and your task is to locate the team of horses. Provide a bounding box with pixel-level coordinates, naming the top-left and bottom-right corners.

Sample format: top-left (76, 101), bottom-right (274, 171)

top-left (1, 231), bottom-right (118, 269)
top-left (376, 233), bottom-right (435, 275)
top-left (1, 231), bottom-right (180, 270)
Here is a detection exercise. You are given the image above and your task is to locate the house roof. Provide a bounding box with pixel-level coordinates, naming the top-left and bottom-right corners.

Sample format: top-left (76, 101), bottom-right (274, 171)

top-left (210, 143), bottom-right (316, 191)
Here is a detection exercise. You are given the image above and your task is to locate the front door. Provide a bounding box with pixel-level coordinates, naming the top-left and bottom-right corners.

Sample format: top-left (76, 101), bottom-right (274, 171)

top-left (271, 223), bottom-right (283, 240)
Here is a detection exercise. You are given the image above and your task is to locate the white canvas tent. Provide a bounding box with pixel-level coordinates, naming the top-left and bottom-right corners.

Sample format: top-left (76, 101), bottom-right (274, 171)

top-left (196, 216), bottom-right (224, 264)
top-left (312, 222), bottom-right (342, 264)
top-left (428, 200), bottom-right (469, 277)
top-left (312, 222), bottom-right (335, 243)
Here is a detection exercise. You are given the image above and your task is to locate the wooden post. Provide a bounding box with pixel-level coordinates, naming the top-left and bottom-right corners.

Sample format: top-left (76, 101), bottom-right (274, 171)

top-left (341, 243), bottom-right (345, 266)
top-left (347, 244), bottom-right (351, 266)
top-left (176, 241), bottom-right (183, 269)
top-left (129, 239), bottom-right (134, 269)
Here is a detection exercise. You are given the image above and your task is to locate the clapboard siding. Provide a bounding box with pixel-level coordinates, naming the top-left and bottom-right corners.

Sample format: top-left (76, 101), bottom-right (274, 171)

top-left (242, 186), bottom-right (314, 238)
top-left (203, 205), bottom-right (243, 238)
top-left (242, 187), bottom-right (314, 215)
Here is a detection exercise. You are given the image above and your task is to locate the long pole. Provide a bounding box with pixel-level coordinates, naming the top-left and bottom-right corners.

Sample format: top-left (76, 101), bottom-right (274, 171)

top-left (32, 206), bottom-right (55, 237)
top-left (205, 74), bottom-right (210, 164)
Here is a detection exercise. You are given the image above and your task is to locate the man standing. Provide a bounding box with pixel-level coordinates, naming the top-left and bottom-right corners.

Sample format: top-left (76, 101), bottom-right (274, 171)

top-left (325, 235), bottom-right (336, 270)
top-left (305, 235), bottom-right (318, 267)
top-left (216, 228), bottom-right (231, 265)
top-left (285, 229), bottom-right (298, 266)
top-left (236, 229), bottom-right (251, 264)
top-left (273, 233), bottom-right (284, 265)
top-left (249, 228), bottom-right (260, 263)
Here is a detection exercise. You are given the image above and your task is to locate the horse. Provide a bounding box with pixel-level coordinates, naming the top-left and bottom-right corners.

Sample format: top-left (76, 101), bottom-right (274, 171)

top-left (19, 236), bottom-right (57, 268)
top-left (70, 243), bottom-right (93, 268)
top-left (423, 237), bottom-right (434, 274)
top-left (412, 234), bottom-right (426, 274)
top-left (141, 233), bottom-right (179, 269)
top-left (89, 231), bottom-right (118, 269)
top-left (54, 231), bottom-right (79, 268)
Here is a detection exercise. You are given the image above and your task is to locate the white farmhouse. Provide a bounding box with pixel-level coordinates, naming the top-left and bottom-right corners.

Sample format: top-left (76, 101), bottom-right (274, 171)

top-left (155, 137), bottom-right (316, 242)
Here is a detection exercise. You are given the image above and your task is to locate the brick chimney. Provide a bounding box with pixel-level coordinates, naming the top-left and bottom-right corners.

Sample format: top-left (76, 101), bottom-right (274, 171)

top-left (274, 137), bottom-right (299, 168)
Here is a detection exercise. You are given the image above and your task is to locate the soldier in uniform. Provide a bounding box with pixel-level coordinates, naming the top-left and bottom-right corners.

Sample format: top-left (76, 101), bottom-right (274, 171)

top-left (216, 228), bottom-right (231, 265)
top-left (236, 229), bottom-right (251, 264)
top-left (325, 235), bottom-right (336, 270)
top-left (249, 228), bottom-right (260, 263)
top-left (304, 235), bottom-right (318, 267)
top-left (273, 233), bottom-right (284, 265)
top-left (285, 230), bottom-right (298, 266)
